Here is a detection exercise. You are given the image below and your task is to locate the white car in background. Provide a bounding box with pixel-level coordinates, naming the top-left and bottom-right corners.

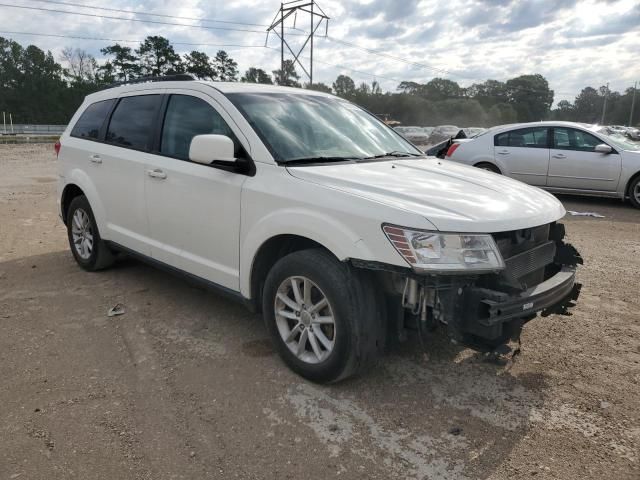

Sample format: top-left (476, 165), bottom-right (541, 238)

top-left (445, 121), bottom-right (640, 208)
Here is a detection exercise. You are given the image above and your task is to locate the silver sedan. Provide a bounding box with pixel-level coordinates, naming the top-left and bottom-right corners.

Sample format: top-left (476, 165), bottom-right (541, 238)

top-left (445, 121), bottom-right (640, 208)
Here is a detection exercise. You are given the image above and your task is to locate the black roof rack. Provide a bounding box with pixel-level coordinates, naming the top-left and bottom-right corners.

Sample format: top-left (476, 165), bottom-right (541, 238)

top-left (101, 74), bottom-right (196, 90)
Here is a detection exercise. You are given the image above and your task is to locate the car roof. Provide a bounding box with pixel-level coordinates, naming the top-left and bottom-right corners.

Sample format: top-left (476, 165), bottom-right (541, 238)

top-left (84, 80), bottom-right (333, 103)
top-left (487, 121), bottom-right (602, 134)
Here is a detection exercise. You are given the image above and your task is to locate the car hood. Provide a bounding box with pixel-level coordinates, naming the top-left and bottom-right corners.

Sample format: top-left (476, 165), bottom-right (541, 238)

top-left (287, 158), bottom-right (566, 233)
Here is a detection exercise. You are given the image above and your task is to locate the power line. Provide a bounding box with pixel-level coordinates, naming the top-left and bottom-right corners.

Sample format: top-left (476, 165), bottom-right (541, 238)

top-left (265, 46), bottom-right (404, 84)
top-left (0, 3), bottom-right (308, 35)
top-left (0, 4), bottom-right (621, 97)
top-left (27, 0), bottom-right (299, 30)
top-left (0, 30), bottom-right (266, 48)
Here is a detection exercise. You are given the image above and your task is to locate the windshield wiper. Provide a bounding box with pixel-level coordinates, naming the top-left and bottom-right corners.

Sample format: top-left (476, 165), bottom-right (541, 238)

top-left (283, 156), bottom-right (362, 165)
top-left (362, 151), bottom-right (423, 160)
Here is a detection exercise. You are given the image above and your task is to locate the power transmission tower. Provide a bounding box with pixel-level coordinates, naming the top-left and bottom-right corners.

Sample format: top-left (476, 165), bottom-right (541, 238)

top-left (266, 1), bottom-right (330, 85)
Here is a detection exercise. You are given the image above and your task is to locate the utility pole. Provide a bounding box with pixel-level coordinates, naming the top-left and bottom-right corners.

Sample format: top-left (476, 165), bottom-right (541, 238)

top-left (601, 82), bottom-right (609, 125)
top-left (266, 1), bottom-right (329, 86)
top-left (629, 81), bottom-right (637, 127)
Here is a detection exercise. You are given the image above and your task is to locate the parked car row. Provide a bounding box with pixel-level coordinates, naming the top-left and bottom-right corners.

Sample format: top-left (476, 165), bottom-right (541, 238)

top-left (444, 121), bottom-right (640, 208)
top-left (394, 125), bottom-right (487, 146)
top-left (602, 125), bottom-right (640, 141)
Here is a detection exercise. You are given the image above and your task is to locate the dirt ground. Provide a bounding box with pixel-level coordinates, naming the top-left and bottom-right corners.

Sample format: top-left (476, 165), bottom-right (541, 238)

top-left (1, 144), bottom-right (638, 480)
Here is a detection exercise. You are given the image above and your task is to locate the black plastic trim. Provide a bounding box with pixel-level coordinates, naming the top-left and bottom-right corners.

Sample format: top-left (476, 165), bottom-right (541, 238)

top-left (105, 241), bottom-right (247, 304)
top-left (480, 266), bottom-right (578, 325)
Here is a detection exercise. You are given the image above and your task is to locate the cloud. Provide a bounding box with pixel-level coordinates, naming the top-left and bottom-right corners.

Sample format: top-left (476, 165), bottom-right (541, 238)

top-left (0, 0), bottom-right (638, 105)
top-left (564, 3), bottom-right (640, 37)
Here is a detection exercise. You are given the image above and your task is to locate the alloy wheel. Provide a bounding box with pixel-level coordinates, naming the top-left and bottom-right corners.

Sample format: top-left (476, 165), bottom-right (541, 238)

top-left (274, 276), bottom-right (336, 364)
top-left (71, 208), bottom-right (94, 260)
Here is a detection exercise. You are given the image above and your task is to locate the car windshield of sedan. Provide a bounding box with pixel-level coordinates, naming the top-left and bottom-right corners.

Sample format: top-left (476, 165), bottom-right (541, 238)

top-left (226, 92), bottom-right (423, 163)
top-left (594, 128), bottom-right (640, 151)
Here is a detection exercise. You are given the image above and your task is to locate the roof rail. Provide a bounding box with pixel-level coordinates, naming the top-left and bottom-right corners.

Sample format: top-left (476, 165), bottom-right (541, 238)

top-left (101, 74), bottom-right (196, 90)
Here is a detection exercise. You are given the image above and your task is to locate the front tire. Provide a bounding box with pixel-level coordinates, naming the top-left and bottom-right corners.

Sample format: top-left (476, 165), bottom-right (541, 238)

top-left (629, 176), bottom-right (640, 209)
top-left (66, 195), bottom-right (114, 271)
top-left (262, 249), bottom-right (384, 383)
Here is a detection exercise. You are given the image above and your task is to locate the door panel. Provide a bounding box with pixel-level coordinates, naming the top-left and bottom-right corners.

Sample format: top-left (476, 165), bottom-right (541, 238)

top-left (145, 92), bottom-right (248, 290)
top-left (547, 127), bottom-right (622, 191)
top-left (90, 93), bottom-right (163, 255)
top-left (144, 158), bottom-right (244, 289)
top-left (493, 127), bottom-right (550, 186)
top-left (84, 142), bottom-right (150, 254)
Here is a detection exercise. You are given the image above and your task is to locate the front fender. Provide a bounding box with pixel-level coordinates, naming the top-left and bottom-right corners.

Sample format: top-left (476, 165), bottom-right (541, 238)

top-left (239, 207), bottom-right (374, 298)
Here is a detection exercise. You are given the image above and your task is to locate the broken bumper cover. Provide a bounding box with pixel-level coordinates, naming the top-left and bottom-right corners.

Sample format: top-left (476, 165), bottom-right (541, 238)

top-left (447, 266), bottom-right (581, 350)
top-left (481, 267), bottom-right (580, 326)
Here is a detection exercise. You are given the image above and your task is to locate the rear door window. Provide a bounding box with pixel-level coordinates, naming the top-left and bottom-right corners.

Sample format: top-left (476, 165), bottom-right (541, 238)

top-left (495, 127), bottom-right (548, 148)
top-left (106, 95), bottom-right (161, 151)
top-left (160, 94), bottom-right (240, 160)
top-left (70, 99), bottom-right (115, 140)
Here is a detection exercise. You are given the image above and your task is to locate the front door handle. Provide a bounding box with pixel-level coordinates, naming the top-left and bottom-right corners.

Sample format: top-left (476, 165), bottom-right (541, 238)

top-left (89, 154), bottom-right (102, 164)
top-left (552, 154), bottom-right (566, 159)
top-left (497, 150), bottom-right (510, 155)
top-left (147, 169), bottom-right (167, 179)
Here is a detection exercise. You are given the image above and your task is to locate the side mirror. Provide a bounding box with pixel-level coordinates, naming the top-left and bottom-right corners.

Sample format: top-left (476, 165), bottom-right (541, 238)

top-left (594, 144), bottom-right (612, 154)
top-left (189, 134), bottom-right (236, 165)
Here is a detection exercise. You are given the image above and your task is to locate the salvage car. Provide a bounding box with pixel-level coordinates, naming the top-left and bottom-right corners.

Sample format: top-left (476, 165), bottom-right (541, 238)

top-left (56, 77), bottom-right (582, 382)
top-left (428, 125), bottom-right (461, 145)
top-left (445, 121), bottom-right (640, 208)
top-left (394, 126), bottom-right (430, 145)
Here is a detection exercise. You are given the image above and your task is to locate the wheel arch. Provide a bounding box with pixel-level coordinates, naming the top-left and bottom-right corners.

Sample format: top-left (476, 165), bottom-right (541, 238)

top-left (60, 170), bottom-right (107, 232)
top-left (60, 184), bottom-right (85, 225)
top-left (625, 170), bottom-right (640, 200)
top-left (247, 234), bottom-right (338, 312)
top-left (474, 161), bottom-right (502, 174)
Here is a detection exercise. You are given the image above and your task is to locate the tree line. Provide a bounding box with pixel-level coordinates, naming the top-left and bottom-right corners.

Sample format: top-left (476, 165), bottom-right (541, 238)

top-left (0, 35), bottom-right (637, 127)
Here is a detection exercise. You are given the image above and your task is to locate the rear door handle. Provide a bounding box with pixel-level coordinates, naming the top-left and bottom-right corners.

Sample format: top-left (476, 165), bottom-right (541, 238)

top-left (147, 169), bottom-right (167, 179)
top-left (497, 150), bottom-right (510, 155)
top-left (89, 154), bottom-right (102, 164)
top-left (552, 154), bottom-right (566, 159)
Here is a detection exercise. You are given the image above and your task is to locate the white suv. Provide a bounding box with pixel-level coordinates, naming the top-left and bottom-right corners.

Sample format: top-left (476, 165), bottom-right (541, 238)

top-left (57, 77), bottom-right (582, 382)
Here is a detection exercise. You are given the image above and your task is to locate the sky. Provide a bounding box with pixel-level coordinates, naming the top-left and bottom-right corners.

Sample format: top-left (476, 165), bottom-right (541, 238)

top-left (1, 0), bottom-right (639, 104)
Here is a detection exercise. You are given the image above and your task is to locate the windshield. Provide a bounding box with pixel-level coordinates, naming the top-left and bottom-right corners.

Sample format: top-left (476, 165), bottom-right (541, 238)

top-left (226, 92), bottom-right (422, 162)
top-left (594, 128), bottom-right (640, 151)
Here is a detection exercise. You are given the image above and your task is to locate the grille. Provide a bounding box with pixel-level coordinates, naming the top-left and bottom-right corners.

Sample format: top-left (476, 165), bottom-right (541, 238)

top-left (503, 241), bottom-right (556, 281)
top-left (492, 223), bottom-right (555, 288)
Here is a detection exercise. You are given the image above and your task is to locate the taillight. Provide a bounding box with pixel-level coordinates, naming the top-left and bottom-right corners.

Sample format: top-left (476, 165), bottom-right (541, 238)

top-left (445, 143), bottom-right (460, 157)
top-left (54, 140), bottom-right (61, 157)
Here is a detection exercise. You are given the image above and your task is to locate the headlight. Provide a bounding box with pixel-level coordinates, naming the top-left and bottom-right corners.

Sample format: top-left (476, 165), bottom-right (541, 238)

top-left (383, 224), bottom-right (505, 272)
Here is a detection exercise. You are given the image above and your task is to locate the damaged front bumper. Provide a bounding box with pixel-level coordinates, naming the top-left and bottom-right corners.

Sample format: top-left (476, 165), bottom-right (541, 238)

top-left (481, 266), bottom-right (580, 324)
top-left (359, 222), bottom-right (583, 353)
top-left (443, 266), bottom-right (582, 351)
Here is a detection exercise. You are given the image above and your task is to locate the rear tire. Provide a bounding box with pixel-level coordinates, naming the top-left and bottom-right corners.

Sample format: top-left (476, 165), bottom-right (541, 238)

top-left (262, 249), bottom-right (384, 383)
top-left (66, 195), bottom-right (114, 271)
top-left (629, 175), bottom-right (640, 209)
top-left (475, 162), bottom-right (501, 174)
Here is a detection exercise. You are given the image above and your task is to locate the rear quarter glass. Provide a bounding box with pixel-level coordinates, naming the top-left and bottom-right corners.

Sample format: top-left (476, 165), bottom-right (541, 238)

top-left (70, 99), bottom-right (116, 140)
